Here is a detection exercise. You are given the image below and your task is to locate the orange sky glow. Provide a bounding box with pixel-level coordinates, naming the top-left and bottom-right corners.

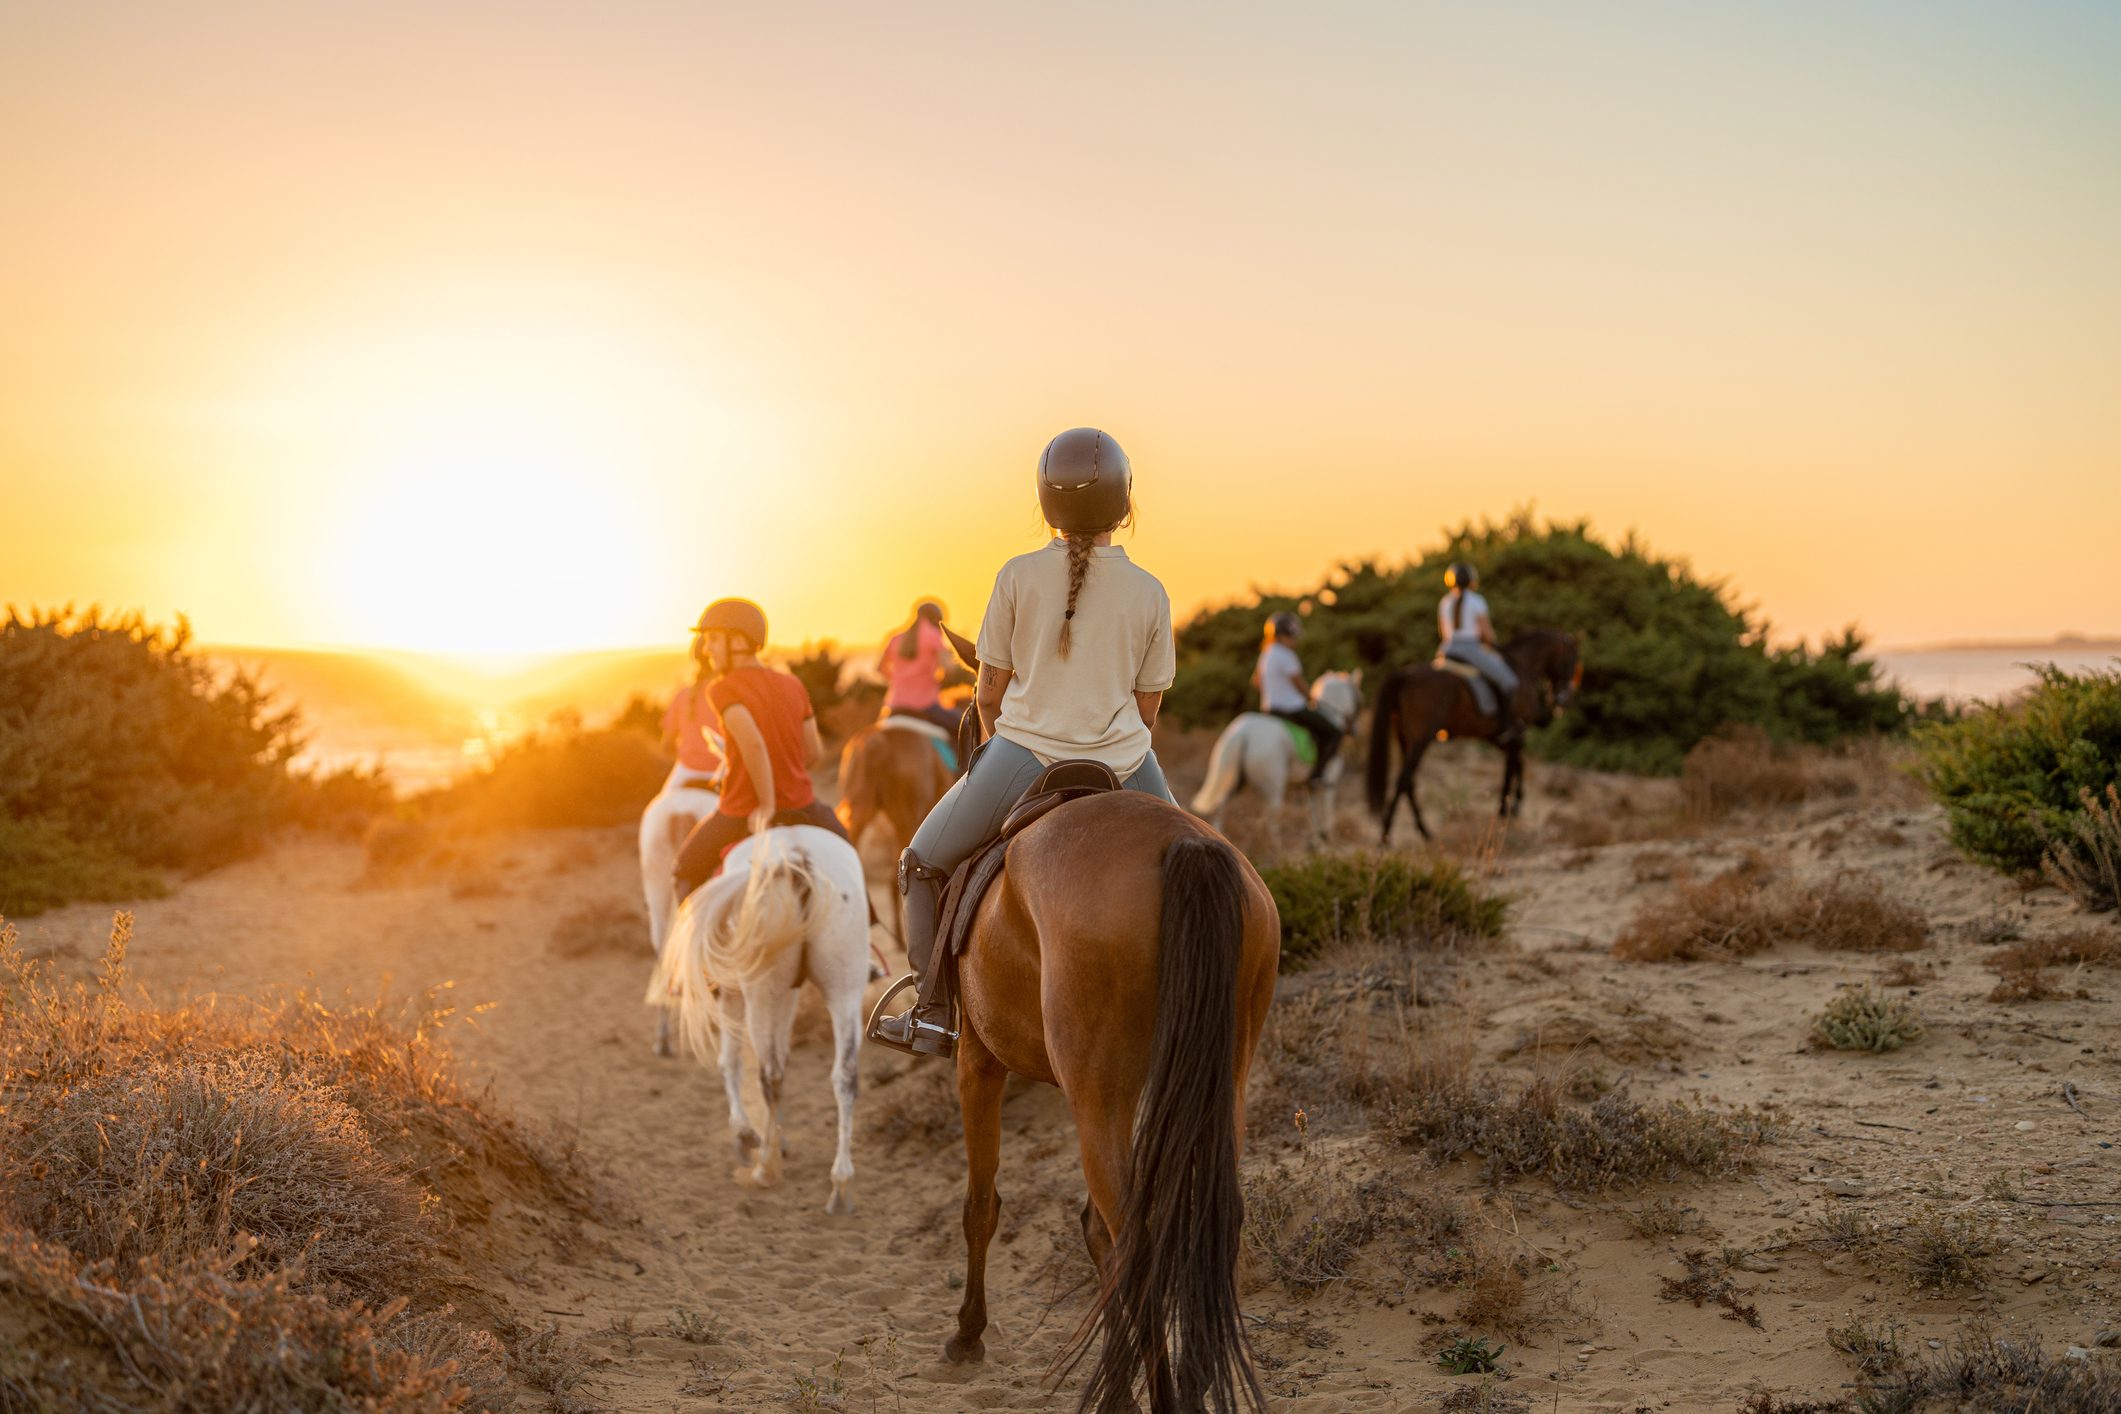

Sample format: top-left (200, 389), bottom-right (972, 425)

top-left (4, 2), bottom-right (2117, 659)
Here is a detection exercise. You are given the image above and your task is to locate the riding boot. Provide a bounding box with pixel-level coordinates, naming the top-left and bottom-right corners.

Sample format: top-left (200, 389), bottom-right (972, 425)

top-left (868, 848), bottom-right (956, 1058)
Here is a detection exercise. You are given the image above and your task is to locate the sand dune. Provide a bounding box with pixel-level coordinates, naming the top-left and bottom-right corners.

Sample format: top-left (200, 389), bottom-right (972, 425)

top-left (13, 741), bottom-right (2118, 1411)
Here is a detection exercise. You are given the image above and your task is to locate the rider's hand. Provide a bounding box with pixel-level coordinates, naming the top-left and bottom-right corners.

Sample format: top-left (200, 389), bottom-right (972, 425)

top-left (748, 805), bottom-right (775, 835)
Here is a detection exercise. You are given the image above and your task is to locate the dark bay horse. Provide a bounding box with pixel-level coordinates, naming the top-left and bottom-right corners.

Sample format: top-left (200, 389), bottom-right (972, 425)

top-left (1365, 629), bottom-right (1581, 844)
top-left (949, 791), bottom-right (1279, 1412)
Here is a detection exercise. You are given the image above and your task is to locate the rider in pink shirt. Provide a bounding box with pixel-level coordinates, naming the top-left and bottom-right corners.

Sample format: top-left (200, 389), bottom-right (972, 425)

top-left (877, 601), bottom-right (966, 737)
top-left (660, 680), bottom-right (726, 780)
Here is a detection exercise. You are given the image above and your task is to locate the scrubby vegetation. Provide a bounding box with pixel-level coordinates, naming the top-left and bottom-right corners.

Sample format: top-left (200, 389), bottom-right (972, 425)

top-left (413, 707), bottom-right (668, 833)
top-left (1260, 851), bottom-right (1506, 966)
top-left (1166, 512), bottom-right (1920, 773)
top-left (1918, 664), bottom-right (2121, 880)
top-left (0, 609), bottom-right (312, 915)
top-left (1985, 927), bottom-right (2121, 1002)
top-left (1810, 986), bottom-right (1924, 1053)
top-left (0, 914), bottom-right (599, 1410)
top-left (1680, 727), bottom-right (1916, 821)
top-left (1614, 862), bottom-right (1927, 962)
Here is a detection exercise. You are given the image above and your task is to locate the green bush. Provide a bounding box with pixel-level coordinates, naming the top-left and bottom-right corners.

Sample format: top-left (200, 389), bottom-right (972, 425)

top-left (1918, 665), bottom-right (2121, 875)
top-left (0, 608), bottom-right (303, 915)
top-left (1261, 851), bottom-right (1505, 966)
top-left (1810, 986), bottom-right (1923, 1053)
top-left (1165, 512), bottom-right (1919, 774)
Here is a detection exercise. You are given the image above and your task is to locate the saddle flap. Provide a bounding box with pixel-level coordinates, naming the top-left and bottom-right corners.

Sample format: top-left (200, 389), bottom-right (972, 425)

top-left (1431, 656), bottom-right (1484, 684)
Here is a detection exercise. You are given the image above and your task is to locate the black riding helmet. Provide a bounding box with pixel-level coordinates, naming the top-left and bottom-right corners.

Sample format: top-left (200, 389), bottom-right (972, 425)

top-left (1445, 562), bottom-right (1479, 591)
top-left (1037, 428), bottom-right (1132, 533)
top-left (1267, 610), bottom-right (1303, 643)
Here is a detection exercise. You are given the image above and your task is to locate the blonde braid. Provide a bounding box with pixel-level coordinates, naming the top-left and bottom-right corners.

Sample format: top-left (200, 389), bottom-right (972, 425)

top-left (1057, 530), bottom-right (1096, 658)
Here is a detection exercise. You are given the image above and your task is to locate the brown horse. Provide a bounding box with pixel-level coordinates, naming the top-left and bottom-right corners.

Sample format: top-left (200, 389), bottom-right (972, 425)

top-left (835, 719), bottom-right (956, 857)
top-left (947, 791), bottom-right (1279, 1412)
top-left (1366, 629), bottom-right (1582, 844)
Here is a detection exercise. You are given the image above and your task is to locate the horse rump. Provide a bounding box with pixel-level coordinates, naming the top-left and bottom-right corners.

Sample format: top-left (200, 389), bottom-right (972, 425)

top-left (1069, 834), bottom-right (1264, 1414)
top-left (646, 837), bottom-right (822, 1060)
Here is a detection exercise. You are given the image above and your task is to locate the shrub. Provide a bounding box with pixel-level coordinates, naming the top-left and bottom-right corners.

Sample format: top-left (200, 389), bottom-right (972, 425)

top-left (1166, 512), bottom-right (1919, 773)
top-left (1261, 851), bottom-right (1506, 966)
top-left (0, 608), bottom-right (304, 914)
top-left (0, 914), bottom-right (597, 1410)
top-left (1614, 867), bottom-right (1926, 963)
top-left (1385, 1072), bottom-right (1771, 1192)
top-left (1810, 987), bottom-right (1923, 1053)
top-left (1986, 928), bottom-right (2121, 1002)
top-left (1918, 664), bottom-right (2121, 873)
top-left (415, 708), bottom-right (669, 831)
top-left (2040, 784), bottom-right (2121, 912)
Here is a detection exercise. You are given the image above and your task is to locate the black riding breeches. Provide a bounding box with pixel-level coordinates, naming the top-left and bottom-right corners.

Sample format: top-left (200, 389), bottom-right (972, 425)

top-left (1272, 709), bottom-right (1343, 775)
top-left (672, 799), bottom-right (850, 899)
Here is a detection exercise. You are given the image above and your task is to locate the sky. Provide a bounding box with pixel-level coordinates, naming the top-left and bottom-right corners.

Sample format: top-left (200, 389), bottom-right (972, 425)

top-left (4, 0), bottom-right (2117, 657)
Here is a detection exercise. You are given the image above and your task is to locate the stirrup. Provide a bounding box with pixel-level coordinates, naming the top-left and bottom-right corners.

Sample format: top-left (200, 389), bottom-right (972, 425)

top-left (865, 974), bottom-right (957, 1058)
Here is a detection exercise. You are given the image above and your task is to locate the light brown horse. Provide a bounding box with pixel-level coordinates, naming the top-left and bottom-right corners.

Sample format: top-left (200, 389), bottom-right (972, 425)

top-left (834, 720), bottom-right (955, 856)
top-left (946, 791), bottom-right (1279, 1413)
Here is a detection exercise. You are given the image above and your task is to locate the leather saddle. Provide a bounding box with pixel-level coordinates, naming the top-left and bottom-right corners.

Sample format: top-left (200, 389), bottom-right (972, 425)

top-left (936, 759), bottom-right (1118, 966)
top-left (1432, 655), bottom-right (1499, 719)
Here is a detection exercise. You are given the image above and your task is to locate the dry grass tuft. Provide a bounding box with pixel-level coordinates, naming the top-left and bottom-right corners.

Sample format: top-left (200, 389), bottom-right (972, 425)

top-left (549, 897), bottom-right (648, 959)
top-left (1384, 1070), bottom-right (1772, 1192)
top-left (1744, 1333), bottom-right (2121, 1414)
top-left (1681, 728), bottom-right (1916, 823)
top-left (1657, 1248), bottom-right (1761, 1328)
top-left (0, 913), bottom-right (599, 1411)
top-left (1810, 986), bottom-right (1924, 1053)
top-left (1901, 1210), bottom-right (1992, 1291)
top-left (1985, 927), bottom-right (2121, 1002)
top-left (1614, 865), bottom-right (1927, 963)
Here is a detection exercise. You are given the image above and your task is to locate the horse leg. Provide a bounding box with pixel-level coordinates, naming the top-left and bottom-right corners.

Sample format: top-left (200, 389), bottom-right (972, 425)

top-left (948, 1029), bottom-right (1007, 1365)
top-left (823, 987), bottom-right (861, 1216)
top-left (737, 984), bottom-right (796, 1188)
top-left (1398, 738), bottom-right (1434, 842)
top-left (1497, 746), bottom-right (1519, 819)
top-left (1078, 1197), bottom-right (1114, 1273)
top-left (716, 990), bottom-right (760, 1168)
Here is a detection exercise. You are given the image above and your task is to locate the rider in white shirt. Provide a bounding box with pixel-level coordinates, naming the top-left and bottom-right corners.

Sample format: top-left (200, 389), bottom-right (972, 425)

top-left (1438, 562), bottom-right (1521, 742)
top-left (1253, 611), bottom-right (1341, 780)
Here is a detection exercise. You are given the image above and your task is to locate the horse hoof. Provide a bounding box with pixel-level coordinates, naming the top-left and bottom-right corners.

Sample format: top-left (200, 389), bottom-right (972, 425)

top-left (653, 1036), bottom-right (675, 1060)
top-left (944, 1335), bottom-right (984, 1365)
top-left (733, 1130), bottom-right (761, 1164)
top-left (825, 1188), bottom-right (855, 1216)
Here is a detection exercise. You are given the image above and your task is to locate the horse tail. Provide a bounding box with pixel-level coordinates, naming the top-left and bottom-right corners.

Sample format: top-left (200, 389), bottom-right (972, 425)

top-left (1366, 670), bottom-right (1404, 816)
top-left (1075, 836), bottom-right (1264, 1414)
top-left (1188, 722), bottom-right (1245, 816)
top-left (646, 839), bottom-right (820, 1061)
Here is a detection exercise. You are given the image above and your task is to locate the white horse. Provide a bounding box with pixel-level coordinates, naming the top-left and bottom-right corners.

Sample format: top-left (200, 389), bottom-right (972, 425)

top-left (638, 766), bottom-right (722, 1058)
top-left (1190, 670), bottom-right (1363, 854)
top-left (647, 824), bottom-right (869, 1215)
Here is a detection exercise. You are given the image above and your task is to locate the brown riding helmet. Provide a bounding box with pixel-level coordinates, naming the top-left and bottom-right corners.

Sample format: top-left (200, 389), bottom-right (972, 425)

top-left (1036, 428), bottom-right (1132, 534)
top-left (692, 598), bottom-right (768, 651)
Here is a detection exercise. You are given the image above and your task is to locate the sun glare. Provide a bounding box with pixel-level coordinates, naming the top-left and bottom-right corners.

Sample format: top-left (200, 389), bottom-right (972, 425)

top-left (287, 315), bottom-right (704, 656)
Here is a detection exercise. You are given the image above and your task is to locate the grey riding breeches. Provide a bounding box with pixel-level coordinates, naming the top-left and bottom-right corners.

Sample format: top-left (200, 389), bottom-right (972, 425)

top-left (1443, 640), bottom-right (1519, 695)
top-left (908, 735), bottom-right (1175, 874)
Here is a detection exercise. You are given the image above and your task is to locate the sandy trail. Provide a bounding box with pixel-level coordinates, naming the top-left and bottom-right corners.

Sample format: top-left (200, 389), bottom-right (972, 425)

top-left (15, 740), bottom-right (2121, 1411)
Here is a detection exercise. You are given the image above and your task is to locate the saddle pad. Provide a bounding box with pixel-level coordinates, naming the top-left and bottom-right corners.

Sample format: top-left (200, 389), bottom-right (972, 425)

top-left (1275, 718), bottom-right (1318, 768)
top-left (879, 715), bottom-right (959, 773)
top-left (1432, 658), bottom-right (1497, 718)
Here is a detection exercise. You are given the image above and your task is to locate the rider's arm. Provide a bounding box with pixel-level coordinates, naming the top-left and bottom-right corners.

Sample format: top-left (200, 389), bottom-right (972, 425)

top-left (801, 715), bottom-right (824, 766)
top-left (1477, 610), bottom-right (1498, 648)
top-left (1134, 690), bottom-right (1163, 728)
top-left (975, 664), bottom-right (1010, 738)
top-left (723, 704), bottom-right (776, 828)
